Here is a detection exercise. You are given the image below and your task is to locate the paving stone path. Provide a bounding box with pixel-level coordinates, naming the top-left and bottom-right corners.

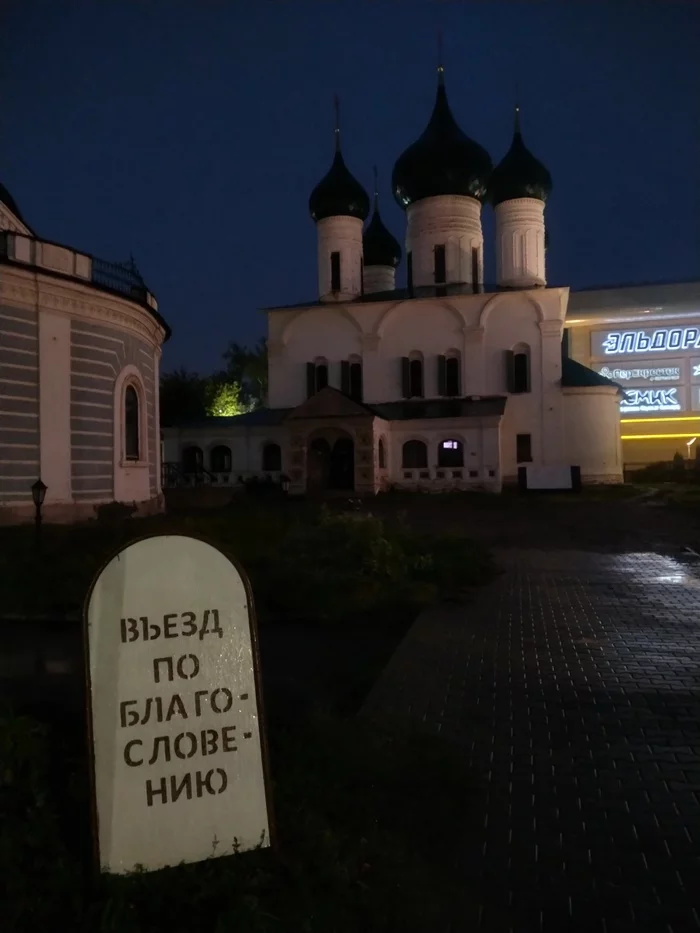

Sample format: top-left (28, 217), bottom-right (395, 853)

top-left (362, 550), bottom-right (700, 933)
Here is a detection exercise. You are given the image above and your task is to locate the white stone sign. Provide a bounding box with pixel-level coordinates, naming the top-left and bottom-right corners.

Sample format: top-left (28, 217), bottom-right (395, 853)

top-left (84, 534), bottom-right (272, 874)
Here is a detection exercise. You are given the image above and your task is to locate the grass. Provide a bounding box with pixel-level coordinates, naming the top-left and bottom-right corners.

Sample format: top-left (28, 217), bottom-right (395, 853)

top-left (0, 700), bottom-right (478, 933)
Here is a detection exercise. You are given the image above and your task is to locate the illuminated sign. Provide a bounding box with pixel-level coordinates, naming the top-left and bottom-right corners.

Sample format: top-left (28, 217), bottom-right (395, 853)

top-left (620, 387), bottom-right (682, 413)
top-left (592, 327), bottom-right (700, 357)
top-left (595, 362), bottom-right (681, 385)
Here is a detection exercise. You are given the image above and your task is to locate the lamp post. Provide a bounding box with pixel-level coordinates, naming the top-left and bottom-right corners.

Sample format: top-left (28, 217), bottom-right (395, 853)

top-left (31, 478), bottom-right (47, 551)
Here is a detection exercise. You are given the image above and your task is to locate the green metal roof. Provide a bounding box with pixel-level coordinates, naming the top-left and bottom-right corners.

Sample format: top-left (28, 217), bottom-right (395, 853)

top-left (561, 356), bottom-right (622, 391)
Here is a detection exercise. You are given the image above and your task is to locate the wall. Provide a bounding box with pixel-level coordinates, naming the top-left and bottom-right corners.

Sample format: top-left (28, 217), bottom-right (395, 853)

top-left (562, 387), bottom-right (623, 482)
top-left (0, 302), bottom-right (40, 504)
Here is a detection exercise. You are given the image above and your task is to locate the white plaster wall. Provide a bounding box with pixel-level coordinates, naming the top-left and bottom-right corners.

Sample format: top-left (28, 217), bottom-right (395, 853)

top-left (163, 426), bottom-right (286, 478)
top-left (406, 195), bottom-right (483, 289)
top-left (495, 199), bottom-right (546, 288)
top-left (317, 216), bottom-right (363, 302)
top-left (363, 265), bottom-right (395, 295)
top-left (562, 388), bottom-right (623, 481)
top-left (38, 310), bottom-right (72, 502)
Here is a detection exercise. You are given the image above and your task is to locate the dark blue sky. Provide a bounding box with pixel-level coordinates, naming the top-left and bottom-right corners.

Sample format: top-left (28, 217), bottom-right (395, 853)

top-left (2, 1), bottom-right (699, 373)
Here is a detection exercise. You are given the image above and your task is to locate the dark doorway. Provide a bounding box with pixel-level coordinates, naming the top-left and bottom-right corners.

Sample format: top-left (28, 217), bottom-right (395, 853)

top-left (307, 438), bottom-right (331, 491)
top-left (330, 437), bottom-right (355, 490)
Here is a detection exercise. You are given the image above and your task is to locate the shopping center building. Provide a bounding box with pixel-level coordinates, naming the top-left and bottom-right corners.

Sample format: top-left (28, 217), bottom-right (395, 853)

top-left (566, 280), bottom-right (700, 470)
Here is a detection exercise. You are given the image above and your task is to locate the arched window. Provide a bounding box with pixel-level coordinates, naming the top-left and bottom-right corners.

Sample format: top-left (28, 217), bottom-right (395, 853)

top-left (182, 445), bottom-right (203, 474)
top-left (438, 350), bottom-right (461, 397)
top-left (402, 439), bottom-right (427, 469)
top-left (378, 438), bottom-right (386, 469)
top-left (306, 358), bottom-right (328, 397)
top-left (438, 439), bottom-right (464, 468)
top-left (124, 385), bottom-right (140, 460)
top-left (210, 445), bottom-right (232, 473)
top-left (341, 354), bottom-right (363, 401)
top-left (262, 442), bottom-right (282, 472)
top-left (401, 352), bottom-right (424, 398)
top-left (507, 344), bottom-right (531, 394)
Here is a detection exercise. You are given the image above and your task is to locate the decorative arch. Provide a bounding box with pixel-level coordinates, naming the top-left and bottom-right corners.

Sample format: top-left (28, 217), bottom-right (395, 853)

top-left (280, 303), bottom-right (363, 343)
top-left (375, 299), bottom-right (465, 339)
top-left (114, 364), bottom-right (147, 465)
top-left (478, 291), bottom-right (545, 330)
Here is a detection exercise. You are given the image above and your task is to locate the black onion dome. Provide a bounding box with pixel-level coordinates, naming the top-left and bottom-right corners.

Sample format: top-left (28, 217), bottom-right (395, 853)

top-left (0, 181), bottom-right (26, 223)
top-left (309, 137), bottom-right (370, 223)
top-left (489, 107), bottom-right (552, 206)
top-left (363, 177), bottom-right (401, 267)
top-left (392, 70), bottom-right (492, 208)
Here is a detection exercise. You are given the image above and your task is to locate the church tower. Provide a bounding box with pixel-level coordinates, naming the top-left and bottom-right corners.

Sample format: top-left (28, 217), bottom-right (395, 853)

top-left (308, 96), bottom-right (369, 302)
top-left (489, 106), bottom-right (552, 288)
top-left (362, 167), bottom-right (402, 295)
top-left (391, 62), bottom-right (492, 294)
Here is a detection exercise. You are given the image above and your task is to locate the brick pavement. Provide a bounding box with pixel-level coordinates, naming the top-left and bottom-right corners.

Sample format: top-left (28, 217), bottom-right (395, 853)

top-left (362, 550), bottom-right (700, 933)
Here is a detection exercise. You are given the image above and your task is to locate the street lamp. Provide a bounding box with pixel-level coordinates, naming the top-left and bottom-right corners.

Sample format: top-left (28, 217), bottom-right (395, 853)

top-left (31, 478), bottom-right (47, 550)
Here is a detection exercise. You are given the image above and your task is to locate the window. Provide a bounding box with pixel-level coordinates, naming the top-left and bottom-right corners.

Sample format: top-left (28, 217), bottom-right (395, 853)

top-left (471, 247), bottom-right (479, 292)
top-left (341, 357), bottom-right (363, 401)
top-left (434, 244), bottom-right (446, 284)
top-left (516, 433), bottom-right (532, 463)
top-left (407, 251), bottom-right (413, 293)
top-left (306, 359), bottom-right (328, 397)
top-left (438, 439), bottom-right (464, 468)
top-left (262, 442), bottom-right (282, 472)
top-left (210, 445), bottom-right (232, 473)
top-left (124, 385), bottom-right (140, 460)
top-left (182, 445), bottom-right (203, 474)
top-left (506, 346), bottom-right (531, 394)
top-left (402, 440), bottom-right (427, 469)
top-left (401, 353), bottom-right (424, 398)
top-left (330, 251), bottom-right (341, 291)
top-left (438, 352), bottom-right (461, 397)
top-left (378, 438), bottom-right (386, 469)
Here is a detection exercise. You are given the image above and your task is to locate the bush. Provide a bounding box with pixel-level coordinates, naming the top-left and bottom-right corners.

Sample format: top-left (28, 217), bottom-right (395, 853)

top-left (0, 501), bottom-right (495, 622)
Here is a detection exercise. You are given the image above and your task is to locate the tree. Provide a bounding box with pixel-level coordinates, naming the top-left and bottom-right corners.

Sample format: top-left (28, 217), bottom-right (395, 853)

top-left (204, 375), bottom-right (246, 417)
top-left (159, 367), bottom-right (209, 426)
top-left (222, 337), bottom-right (267, 408)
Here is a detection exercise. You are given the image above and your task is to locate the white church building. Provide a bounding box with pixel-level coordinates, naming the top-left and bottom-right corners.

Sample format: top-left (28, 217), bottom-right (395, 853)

top-left (164, 67), bottom-right (624, 495)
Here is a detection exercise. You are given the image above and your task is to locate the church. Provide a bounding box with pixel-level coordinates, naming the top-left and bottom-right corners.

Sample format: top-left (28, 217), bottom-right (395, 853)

top-left (164, 65), bottom-right (624, 494)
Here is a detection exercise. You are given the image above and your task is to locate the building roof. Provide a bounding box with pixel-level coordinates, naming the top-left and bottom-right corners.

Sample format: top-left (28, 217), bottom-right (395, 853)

top-left (561, 356), bottom-right (622, 391)
top-left (172, 408), bottom-right (292, 429)
top-left (392, 69), bottom-right (492, 208)
top-left (369, 396), bottom-right (507, 421)
top-left (567, 280), bottom-right (700, 320)
top-left (0, 181), bottom-right (27, 224)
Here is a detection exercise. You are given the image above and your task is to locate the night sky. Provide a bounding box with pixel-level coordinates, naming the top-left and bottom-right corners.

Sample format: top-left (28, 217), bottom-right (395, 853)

top-left (2, 1), bottom-right (699, 373)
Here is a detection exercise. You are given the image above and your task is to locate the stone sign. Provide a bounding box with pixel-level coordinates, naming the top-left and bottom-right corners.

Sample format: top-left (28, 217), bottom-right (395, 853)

top-left (84, 534), bottom-right (272, 874)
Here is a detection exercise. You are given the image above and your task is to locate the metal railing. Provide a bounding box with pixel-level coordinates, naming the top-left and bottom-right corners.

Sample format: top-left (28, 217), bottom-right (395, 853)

top-left (91, 255), bottom-right (148, 302)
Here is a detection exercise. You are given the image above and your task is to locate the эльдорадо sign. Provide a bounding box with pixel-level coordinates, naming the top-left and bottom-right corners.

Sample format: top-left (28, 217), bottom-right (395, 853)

top-left (84, 534), bottom-right (273, 874)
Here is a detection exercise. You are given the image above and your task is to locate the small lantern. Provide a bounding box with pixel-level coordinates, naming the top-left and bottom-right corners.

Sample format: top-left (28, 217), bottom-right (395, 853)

top-left (31, 478), bottom-right (47, 508)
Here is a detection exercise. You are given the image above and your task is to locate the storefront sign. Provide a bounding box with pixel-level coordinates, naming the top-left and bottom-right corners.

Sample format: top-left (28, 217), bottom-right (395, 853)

top-left (592, 327), bottom-right (700, 357)
top-left (84, 534), bottom-right (272, 874)
top-left (595, 361), bottom-right (682, 385)
top-left (620, 387), bottom-right (683, 413)
top-left (691, 360), bottom-right (700, 384)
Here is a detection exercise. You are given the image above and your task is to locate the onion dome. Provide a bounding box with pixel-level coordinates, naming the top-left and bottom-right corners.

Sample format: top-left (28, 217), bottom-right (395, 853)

top-left (363, 168), bottom-right (401, 267)
top-left (489, 106), bottom-right (552, 206)
top-left (0, 181), bottom-right (27, 223)
top-left (392, 67), bottom-right (492, 208)
top-left (309, 96), bottom-right (370, 222)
